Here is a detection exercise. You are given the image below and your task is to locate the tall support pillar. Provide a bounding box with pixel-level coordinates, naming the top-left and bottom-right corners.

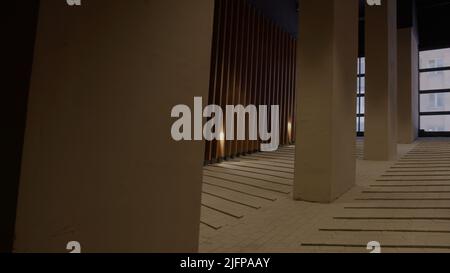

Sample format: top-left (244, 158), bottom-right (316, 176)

top-left (294, 0), bottom-right (359, 203)
top-left (364, 0), bottom-right (398, 160)
top-left (398, 0), bottom-right (419, 144)
top-left (14, 0), bottom-right (213, 252)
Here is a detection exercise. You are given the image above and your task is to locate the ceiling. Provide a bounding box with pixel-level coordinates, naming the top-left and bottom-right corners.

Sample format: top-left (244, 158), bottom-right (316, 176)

top-left (249, 0), bottom-right (450, 53)
top-left (416, 0), bottom-right (450, 50)
top-left (360, 0), bottom-right (450, 53)
top-left (247, 0), bottom-right (298, 37)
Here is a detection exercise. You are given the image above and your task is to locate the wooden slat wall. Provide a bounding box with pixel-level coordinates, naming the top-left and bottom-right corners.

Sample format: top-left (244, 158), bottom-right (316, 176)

top-left (205, 0), bottom-right (297, 164)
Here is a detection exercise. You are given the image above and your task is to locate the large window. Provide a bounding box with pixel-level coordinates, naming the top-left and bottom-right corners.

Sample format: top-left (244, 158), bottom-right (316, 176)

top-left (356, 57), bottom-right (365, 135)
top-left (419, 48), bottom-right (450, 134)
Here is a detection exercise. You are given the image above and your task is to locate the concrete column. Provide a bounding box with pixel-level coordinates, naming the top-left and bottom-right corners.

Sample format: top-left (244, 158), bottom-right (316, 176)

top-left (397, 27), bottom-right (419, 144)
top-left (14, 0), bottom-right (213, 252)
top-left (364, 0), bottom-right (398, 160)
top-left (294, 0), bottom-right (358, 203)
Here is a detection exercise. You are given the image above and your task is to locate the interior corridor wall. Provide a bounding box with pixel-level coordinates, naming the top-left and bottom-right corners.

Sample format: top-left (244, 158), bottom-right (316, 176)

top-left (204, 0), bottom-right (297, 163)
top-left (14, 0), bottom-right (213, 252)
top-left (2, 0), bottom-right (40, 253)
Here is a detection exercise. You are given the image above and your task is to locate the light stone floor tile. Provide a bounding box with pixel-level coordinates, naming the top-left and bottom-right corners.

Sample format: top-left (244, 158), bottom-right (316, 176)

top-left (199, 139), bottom-right (450, 253)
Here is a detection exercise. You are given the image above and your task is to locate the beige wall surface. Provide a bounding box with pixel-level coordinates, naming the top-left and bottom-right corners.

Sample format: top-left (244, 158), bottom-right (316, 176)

top-left (14, 0), bottom-right (214, 253)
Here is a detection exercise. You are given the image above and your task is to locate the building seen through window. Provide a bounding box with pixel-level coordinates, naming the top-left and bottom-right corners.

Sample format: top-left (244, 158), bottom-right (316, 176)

top-left (357, 49), bottom-right (450, 134)
top-left (356, 57), bottom-right (365, 135)
top-left (419, 48), bottom-right (450, 133)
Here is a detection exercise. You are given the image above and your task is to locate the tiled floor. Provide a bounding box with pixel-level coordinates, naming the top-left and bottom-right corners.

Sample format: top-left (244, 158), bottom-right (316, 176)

top-left (199, 139), bottom-right (450, 253)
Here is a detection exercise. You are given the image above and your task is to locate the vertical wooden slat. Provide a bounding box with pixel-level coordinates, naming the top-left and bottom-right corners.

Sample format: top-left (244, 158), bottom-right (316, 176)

top-left (224, 0), bottom-right (239, 159)
top-left (275, 26), bottom-right (282, 147)
top-left (285, 33), bottom-right (291, 145)
top-left (251, 11), bottom-right (262, 153)
top-left (274, 23), bottom-right (280, 148)
top-left (210, 0), bottom-right (228, 162)
top-left (290, 37), bottom-right (295, 143)
top-left (255, 12), bottom-right (266, 153)
top-left (238, 2), bottom-right (250, 156)
top-left (244, 8), bottom-right (252, 155)
top-left (205, 0), bottom-right (222, 163)
top-left (270, 22), bottom-right (277, 151)
top-left (244, 6), bottom-right (255, 155)
top-left (282, 31), bottom-right (288, 145)
top-left (278, 29), bottom-right (284, 146)
top-left (237, 2), bottom-right (244, 156)
top-left (286, 36), bottom-right (294, 144)
top-left (216, 0), bottom-right (234, 161)
top-left (292, 38), bottom-right (298, 142)
top-left (264, 21), bottom-right (273, 151)
top-left (256, 18), bottom-right (269, 151)
top-left (263, 20), bottom-right (270, 152)
top-left (259, 17), bottom-right (269, 152)
top-left (205, 2), bottom-right (298, 162)
top-left (228, 0), bottom-right (243, 158)
top-left (284, 32), bottom-right (290, 145)
top-left (271, 24), bottom-right (278, 149)
top-left (285, 33), bottom-right (290, 145)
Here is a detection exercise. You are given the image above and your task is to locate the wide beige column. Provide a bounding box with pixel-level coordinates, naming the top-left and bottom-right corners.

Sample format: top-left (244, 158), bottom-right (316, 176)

top-left (14, 1), bottom-right (213, 252)
top-left (397, 28), bottom-right (419, 143)
top-left (364, 0), bottom-right (398, 160)
top-left (294, 0), bottom-right (358, 203)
